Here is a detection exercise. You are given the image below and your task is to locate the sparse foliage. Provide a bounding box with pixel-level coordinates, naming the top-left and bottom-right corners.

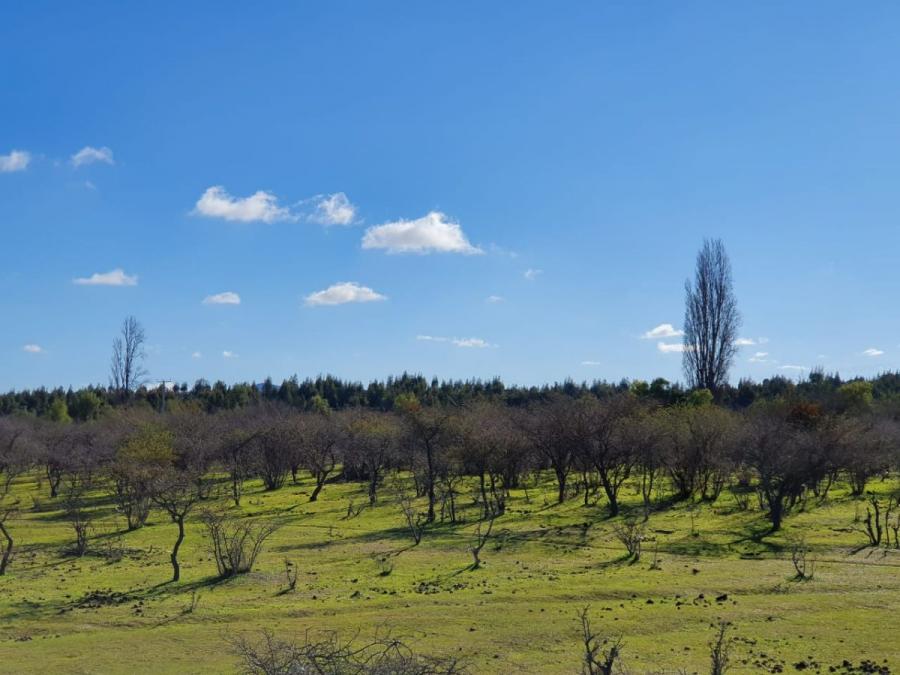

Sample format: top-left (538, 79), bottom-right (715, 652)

top-left (201, 510), bottom-right (279, 578)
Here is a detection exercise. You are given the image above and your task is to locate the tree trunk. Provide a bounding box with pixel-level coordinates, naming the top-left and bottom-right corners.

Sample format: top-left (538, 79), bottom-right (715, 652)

top-left (555, 467), bottom-right (567, 504)
top-left (0, 521), bottom-right (12, 576)
top-left (170, 516), bottom-right (185, 582)
top-left (368, 469), bottom-right (379, 505)
top-left (309, 478), bottom-right (324, 502)
top-left (425, 443), bottom-right (436, 523)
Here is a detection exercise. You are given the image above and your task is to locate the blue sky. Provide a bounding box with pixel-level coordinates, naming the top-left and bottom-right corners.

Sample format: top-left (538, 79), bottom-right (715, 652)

top-left (2, 2), bottom-right (899, 390)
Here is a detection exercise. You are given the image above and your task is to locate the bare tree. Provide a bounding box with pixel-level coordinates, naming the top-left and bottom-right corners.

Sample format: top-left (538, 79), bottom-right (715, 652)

top-left (0, 419), bottom-right (26, 575)
top-left (110, 315), bottom-right (148, 397)
top-left (396, 396), bottom-right (457, 523)
top-left (683, 239), bottom-right (740, 394)
top-left (469, 513), bottom-right (495, 570)
top-left (709, 621), bottom-right (733, 675)
top-left (789, 536), bottom-right (815, 580)
top-left (579, 606), bottom-right (623, 675)
top-left (201, 510), bottom-right (279, 578)
top-left (151, 471), bottom-right (200, 582)
top-left (396, 487), bottom-right (426, 546)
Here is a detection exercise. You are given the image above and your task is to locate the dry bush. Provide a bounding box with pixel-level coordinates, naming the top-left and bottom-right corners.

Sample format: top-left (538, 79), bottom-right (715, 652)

top-left (612, 518), bottom-right (644, 561)
top-left (230, 629), bottom-right (467, 675)
top-left (201, 510), bottom-right (279, 578)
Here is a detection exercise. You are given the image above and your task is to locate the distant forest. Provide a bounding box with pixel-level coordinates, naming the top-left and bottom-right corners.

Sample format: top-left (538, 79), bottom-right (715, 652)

top-left (4, 369), bottom-right (900, 421)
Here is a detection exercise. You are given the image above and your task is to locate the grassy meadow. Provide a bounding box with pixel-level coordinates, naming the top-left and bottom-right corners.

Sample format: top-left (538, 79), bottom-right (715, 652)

top-left (0, 470), bottom-right (897, 674)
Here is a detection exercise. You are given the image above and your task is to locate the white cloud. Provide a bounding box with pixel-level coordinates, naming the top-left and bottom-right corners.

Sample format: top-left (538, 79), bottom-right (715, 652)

top-left (309, 192), bottom-right (357, 226)
top-left (657, 341), bottom-right (686, 353)
top-left (222, 350), bottom-right (238, 359)
top-left (362, 211), bottom-right (482, 254)
top-left (191, 351), bottom-right (202, 359)
top-left (862, 348), bottom-right (884, 357)
top-left (486, 295), bottom-right (505, 303)
top-left (0, 150), bottom-right (31, 172)
top-left (71, 146), bottom-right (114, 168)
top-left (523, 268), bottom-right (543, 280)
top-left (305, 282), bottom-right (387, 307)
top-left (453, 337), bottom-right (495, 348)
top-left (194, 185), bottom-right (293, 223)
top-left (203, 291), bottom-right (241, 305)
top-left (23, 344), bottom-right (42, 354)
top-left (779, 365), bottom-right (808, 372)
top-left (73, 268), bottom-right (137, 286)
top-left (749, 351), bottom-right (772, 363)
top-left (735, 337), bottom-right (769, 346)
top-left (487, 244), bottom-right (519, 258)
top-left (581, 360), bottom-right (602, 366)
top-left (642, 323), bottom-right (684, 340)
top-left (417, 335), bottom-right (496, 348)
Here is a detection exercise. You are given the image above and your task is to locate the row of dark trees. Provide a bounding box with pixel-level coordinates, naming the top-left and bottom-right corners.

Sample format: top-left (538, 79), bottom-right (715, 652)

top-left (3, 388), bottom-right (898, 540)
top-left (5, 368), bottom-right (900, 421)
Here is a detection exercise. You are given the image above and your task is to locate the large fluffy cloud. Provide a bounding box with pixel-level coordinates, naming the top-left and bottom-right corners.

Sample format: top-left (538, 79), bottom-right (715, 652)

top-left (0, 150), bottom-right (31, 172)
top-left (73, 268), bottom-right (138, 286)
top-left (305, 282), bottom-right (387, 306)
top-left (362, 212), bottom-right (482, 254)
top-left (194, 186), bottom-right (292, 223)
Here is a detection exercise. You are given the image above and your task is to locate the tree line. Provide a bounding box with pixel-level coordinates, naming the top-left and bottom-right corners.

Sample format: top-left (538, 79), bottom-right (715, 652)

top-left (2, 382), bottom-right (899, 578)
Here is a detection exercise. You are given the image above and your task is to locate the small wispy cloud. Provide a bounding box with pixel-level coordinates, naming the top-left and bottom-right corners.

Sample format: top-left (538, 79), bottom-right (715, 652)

top-left (657, 342), bottom-right (686, 353)
top-left (487, 244), bottom-right (519, 258)
top-left (191, 351), bottom-right (202, 359)
top-left (308, 192), bottom-right (357, 226)
top-left (642, 323), bottom-right (684, 340)
top-left (523, 268), bottom-right (543, 281)
top-left (735, 337), bottom-right (769, 347)
top-left (486, 295), bottom-right (505, 304)
top-left (0, 149), bottom-right (31, 172)
top-left (23, 344), bottom-right (43, 354)
top-left (749, 351), bottom-right (773, 363)
top-left (862, 348), bottom-right (884, 357)
top-left (73, 268), bottom-right (137, 286)
top-left (305, 282), bottom-right (387, 307)
top-left (222, 350), bottom-right (238, 359)
top-left (194, 186), bottom-right (293, 223)
top-left (71, 146), bottom-right (114, 168)
top-left (581, 360), bottom-right (602, 366)
top-left (203, 291), bottom-right (241, 305)
top-left (362, 211), bottom-right (482, 255)
top-left (779, 365), bottom-right (808, 372)
top-left (453, 337), bottom-right (495, 348)
top-left (417, 335), bottom-right (496, 348)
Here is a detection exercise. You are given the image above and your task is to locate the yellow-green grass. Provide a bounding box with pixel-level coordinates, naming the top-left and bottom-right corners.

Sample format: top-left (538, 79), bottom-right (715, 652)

top-left (0, 471), bottom-right (897, 673)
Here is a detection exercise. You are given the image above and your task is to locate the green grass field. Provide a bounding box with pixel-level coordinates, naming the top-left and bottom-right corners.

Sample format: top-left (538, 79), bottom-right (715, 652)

top-left (0, 472), bottom-right (897, 674)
